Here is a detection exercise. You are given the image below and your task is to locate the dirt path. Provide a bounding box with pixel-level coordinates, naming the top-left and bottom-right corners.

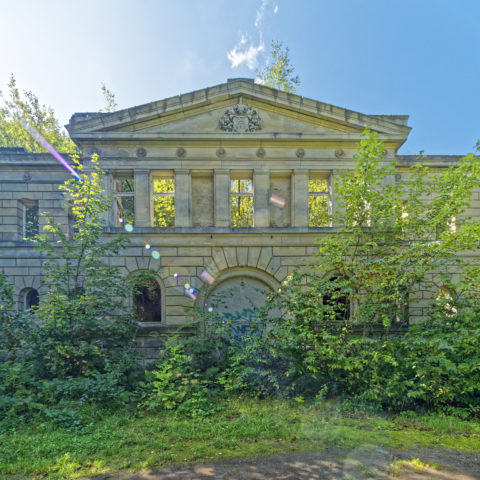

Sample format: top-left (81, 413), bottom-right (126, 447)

top-left (82, 447), bottom-right (480, 480)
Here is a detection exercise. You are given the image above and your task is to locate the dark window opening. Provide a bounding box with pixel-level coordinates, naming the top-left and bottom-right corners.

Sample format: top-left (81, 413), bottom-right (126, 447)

top-left (133, 279), bottom-right (162, 322)
top-left (23, 202), bottom-right (39, 239)
top-left (24, 289), bottom-right (39, 311)
top-left (322, 277), bottom-right (350, 321)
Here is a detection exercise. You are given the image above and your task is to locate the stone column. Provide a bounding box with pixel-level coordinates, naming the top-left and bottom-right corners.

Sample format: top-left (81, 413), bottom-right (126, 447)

top-left (214, 169), bottom-right (230, 227)
top-left (174, 169), bottom-right (192, 227)
top-left (291, 169), bottom-right (309, 227)
top-left (253, 169), bottom-right (269, 227)
top-left (134, 170), bottom-right (151, 227)
top-left (100, 171), bottom-right (113, 227)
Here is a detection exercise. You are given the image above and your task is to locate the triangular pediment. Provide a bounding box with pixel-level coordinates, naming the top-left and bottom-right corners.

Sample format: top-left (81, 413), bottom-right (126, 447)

top-left (66, 79), bottom-right (411, 143)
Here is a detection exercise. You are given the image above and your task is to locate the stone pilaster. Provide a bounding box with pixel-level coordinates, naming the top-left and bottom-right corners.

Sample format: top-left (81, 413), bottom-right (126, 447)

top-left (253, 169), bottom-right (269, 227)
top-left (134, 170), bottom-right (151, 227)
top-left (291, 169), bottom-right (309, 227)
top-left (100, 171), bottom-right (113, 226)
top-left (214, 169), bottom-right (230, 227)
top-left (174, 169), bottom-right (192, 227)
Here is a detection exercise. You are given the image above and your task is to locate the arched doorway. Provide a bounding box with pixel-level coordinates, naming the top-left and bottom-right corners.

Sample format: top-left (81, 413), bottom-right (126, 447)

top-left (200, 268), bottom-right (281, 333)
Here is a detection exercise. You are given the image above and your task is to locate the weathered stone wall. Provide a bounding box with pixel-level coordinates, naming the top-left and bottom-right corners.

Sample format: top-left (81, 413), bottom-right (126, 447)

top-left (1, 80), bottom-right (479, 362)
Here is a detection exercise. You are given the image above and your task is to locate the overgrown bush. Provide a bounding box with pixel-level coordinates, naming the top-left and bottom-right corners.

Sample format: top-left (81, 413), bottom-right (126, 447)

top-left (0, 157), bottom-right (141, 425)
top-left (140, 130), bottom-right (480, 418)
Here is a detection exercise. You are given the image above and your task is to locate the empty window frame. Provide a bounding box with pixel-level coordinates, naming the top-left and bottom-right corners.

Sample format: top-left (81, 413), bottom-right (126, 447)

top-left (308, 176), bottom-right (330, 227)
top-left (22, 201), bottom-right (39, 239)
top-left (23, 288), bottom-right (39, 311)
top-left (322, 277), bottom-right (350, 321)
top-left (133, 278), bottom-right (162, 322)
top-left (153, 176), bottom-right (175, 227)
top-left (113, 175), bottom-right (135, 227)
top-left (230, 178), bottom-right (253, 227)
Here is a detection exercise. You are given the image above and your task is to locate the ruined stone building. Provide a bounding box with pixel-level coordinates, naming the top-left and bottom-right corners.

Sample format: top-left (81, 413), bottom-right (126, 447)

top-left (1, 78), bottom-right (478, 359)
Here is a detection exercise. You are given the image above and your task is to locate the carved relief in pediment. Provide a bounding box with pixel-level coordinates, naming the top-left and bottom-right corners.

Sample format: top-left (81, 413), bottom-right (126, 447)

top-left (219, 102), bottom-right (261, 133)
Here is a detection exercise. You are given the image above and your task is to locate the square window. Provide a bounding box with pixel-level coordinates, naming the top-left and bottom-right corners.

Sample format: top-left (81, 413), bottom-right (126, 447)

top-left (153, 177), bottom-right (175, 227)
top-left (230, 178), bottom-right (253, 227)
top-left (23, 201), bottom-right (39, 239)
top-left (308, 178), bottom-right (330, 227)
top-left (113, 175), bottom-right (135, 226)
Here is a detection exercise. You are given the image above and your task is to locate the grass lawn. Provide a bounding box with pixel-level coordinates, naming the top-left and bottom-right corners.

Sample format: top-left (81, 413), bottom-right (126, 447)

top-left (1, 398), bottom-right (480, 479)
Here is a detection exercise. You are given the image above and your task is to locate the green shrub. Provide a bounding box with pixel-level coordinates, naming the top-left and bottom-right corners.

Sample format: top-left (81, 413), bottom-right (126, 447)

top-left (141, 338), bottom-right (221, 418)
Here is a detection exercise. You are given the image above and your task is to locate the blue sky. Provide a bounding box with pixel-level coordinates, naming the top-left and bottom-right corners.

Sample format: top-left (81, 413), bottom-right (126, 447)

top-left (0, 0), bottom-right (478, 154)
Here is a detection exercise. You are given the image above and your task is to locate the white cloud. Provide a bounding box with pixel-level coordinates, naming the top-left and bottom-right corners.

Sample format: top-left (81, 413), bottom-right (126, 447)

top-left (227, 34), bottom-right (264, 69)
top-left (255, 0), bottom-right (269, 28)
top-left (227, 0), bottom-right (277, 70)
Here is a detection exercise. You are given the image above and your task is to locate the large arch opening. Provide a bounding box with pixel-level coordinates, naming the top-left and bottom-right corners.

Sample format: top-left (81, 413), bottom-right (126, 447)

top-left (199, 268), bottom-right (281, 328)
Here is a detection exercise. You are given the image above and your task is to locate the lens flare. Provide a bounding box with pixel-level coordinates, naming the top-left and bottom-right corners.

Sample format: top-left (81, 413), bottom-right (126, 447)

top-left (185, 285), bottom-right (196, 300)
top-left (151, 250), bottom-right (160, 259)
top-left (269, 193), bottom-right (286, 208)
top-left (208, 307), bottom-right (214, 313)
top-left (17, 116), bottom-right (82, 180)
top-left (125, 224), bottom-right (134, 233)
top-left (145, 244), bottom-right (151, 250)
top-left (199, 269), bottom-right (215, 285)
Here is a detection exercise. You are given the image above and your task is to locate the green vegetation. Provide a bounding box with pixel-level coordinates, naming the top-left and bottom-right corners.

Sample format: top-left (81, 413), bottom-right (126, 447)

top-left (1, 126), bottom-right (479, 478)
top-left (1, 399), bottom-right (479, 480)
top-left (0, 74), bottom-right (77, 153)
top-left (256, 40), bottom-right (300, 93)
top-left (0, 156), bottom-right (142, 422)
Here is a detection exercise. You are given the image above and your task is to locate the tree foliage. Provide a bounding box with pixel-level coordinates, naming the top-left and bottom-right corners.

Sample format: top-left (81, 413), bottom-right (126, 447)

top-left (256, 41), bottom-right (300, 93)
top-left (0, 74), bottom-right (77, 153)
top-left (0, 156), bottom-right (141, 421)
top-left (100, 82), bottom-right (118, 112)
top-left (258, 129), bottom-right (480, 412)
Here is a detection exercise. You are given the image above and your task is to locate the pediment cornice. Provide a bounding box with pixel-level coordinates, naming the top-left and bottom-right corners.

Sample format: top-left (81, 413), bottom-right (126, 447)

top-left (66, 79), bottom-right (411, 145)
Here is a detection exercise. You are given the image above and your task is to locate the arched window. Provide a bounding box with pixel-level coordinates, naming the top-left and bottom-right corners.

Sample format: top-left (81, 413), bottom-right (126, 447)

top-left (133, 277), bottom-right (162, 322)
top-left (436, 286), bottom-right (457, 315)
top-left (322, 277), bottom-right (350, 320)
top-left (23, 288), bottom-right (39, 311)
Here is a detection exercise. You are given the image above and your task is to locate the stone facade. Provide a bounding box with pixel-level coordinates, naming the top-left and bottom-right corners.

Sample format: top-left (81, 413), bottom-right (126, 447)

top-left (1, 78), bottom-right (478, 361)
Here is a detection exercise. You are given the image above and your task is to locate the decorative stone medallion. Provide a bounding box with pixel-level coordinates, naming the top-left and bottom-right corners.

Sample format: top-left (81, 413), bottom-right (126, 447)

top-left (176, 147), bottom-right (187, 158)
top-left (335, 148), bottom-right (344, 158)
top-left (219, 102), bottom-right (261, 133)
top-left (295, 148), bottom-right (305, 158)
top-left (136, 147), bottom-right (147, 157)
top-left (216, 148), bottom-right (226, 158)
top-left (256, 147), bottom-right (266, 158)
top-left (23, 172), bottom-right (32, 182)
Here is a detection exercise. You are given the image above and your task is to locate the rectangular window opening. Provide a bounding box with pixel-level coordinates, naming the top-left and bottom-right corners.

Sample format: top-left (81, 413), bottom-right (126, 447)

top-left (23, 201), bottom-right (39, 239)
top-left (113, 176), bottom-right (135, 227)
top-left (153, 177), bottom-right (175, 227)
top-left (308, 178), bottom-right (330, 227)
top-left (230, 178), bottom-right (253, 227)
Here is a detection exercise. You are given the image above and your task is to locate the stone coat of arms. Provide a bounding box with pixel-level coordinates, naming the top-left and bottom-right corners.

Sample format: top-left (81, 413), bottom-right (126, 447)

top-left (219, 102), bottom-right (261, 133)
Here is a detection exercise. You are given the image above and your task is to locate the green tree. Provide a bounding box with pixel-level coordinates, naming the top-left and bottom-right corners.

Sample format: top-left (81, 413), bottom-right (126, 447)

top-left (30, 155), bottom-right (138, 382)
top-left (257, 41), bottom-right (300, 93)
top-left (0, 74), bottom-right (77, 153)
top-left (261, 129), bottom-right (480, 408)
top-left (100, 82), bottom-right (118, 112)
